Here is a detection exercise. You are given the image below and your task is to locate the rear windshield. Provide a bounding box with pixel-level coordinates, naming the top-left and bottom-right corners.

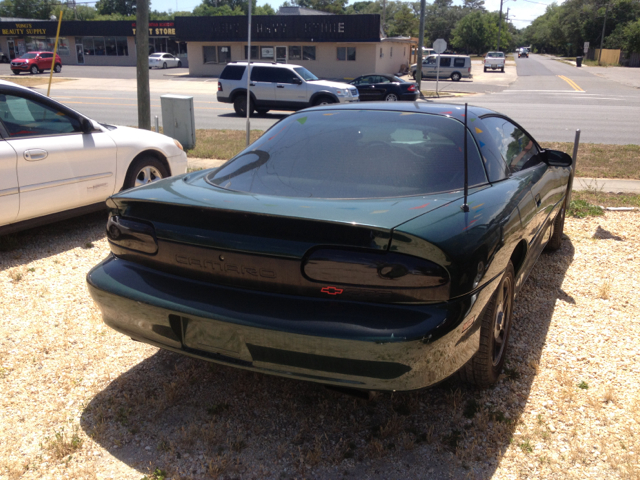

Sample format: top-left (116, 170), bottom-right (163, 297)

top-left (150, 53), bottom-right (162, 57)
top-left (220, 65), bottom-right (245, 80)
top-left (206, 110), bottom-right (487, 199)
top-left (487, 52), bottom-right (505, 58)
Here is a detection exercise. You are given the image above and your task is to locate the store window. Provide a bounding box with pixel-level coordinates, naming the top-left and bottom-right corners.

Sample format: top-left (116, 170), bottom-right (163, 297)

top-left (78, 36), bottom-right (129, 56)
top-left (337, 47), bottom-right (355, 61)
top-left (289, 46), bottom-right (301, 60)
top-left (260, 46), bottom-right (274, 60)
top-left (244, 45), bottom-right (259, 60)
top-left (203, 46), bottom-right (217, 64)
top-left (302, 46), bottom-right (316, 61)
top-left (218, 46), bottom-right (231, 64)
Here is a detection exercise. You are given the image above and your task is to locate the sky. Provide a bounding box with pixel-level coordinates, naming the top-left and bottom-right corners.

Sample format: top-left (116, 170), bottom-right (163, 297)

top-left (151, 0), bottom-right (555, 27)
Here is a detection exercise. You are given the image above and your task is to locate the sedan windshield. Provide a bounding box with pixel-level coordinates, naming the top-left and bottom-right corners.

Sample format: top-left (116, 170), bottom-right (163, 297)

top-left (207, 110), bottom-right (487, 199)
top-left (293, 67), bottom-right (319, 81)
top-left (21, 53), bottom-right (37, 59)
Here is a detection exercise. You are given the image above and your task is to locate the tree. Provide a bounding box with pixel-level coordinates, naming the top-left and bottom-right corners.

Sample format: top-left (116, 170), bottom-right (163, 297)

top-left (451, 11), bottom-right (496, 54)
top-left (623, 18), bottom-right (640, 52)
top-left (95, 0), bottom-right (136, 16)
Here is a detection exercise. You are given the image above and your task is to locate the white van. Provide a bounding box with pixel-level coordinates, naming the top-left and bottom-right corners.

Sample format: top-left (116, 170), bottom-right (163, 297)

top-left (410, 55), bottom-right (472, 82)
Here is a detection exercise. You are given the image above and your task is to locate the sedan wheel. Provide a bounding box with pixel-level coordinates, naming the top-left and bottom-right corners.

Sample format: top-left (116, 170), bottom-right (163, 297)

top-left (178, 61), bottom-right (182, 68)
top-left (123, 157), bottom-right (169, 190)
top-left (458, 261), bottom-right (515, 387)
top-left (30, 65), bottom-right (39, 74)
top-left (384, 93), bottom-right (398, 101)
top-left (54, 64), bottom-right (61, 73)
top-left (162, 62), bottom-right (168, 69)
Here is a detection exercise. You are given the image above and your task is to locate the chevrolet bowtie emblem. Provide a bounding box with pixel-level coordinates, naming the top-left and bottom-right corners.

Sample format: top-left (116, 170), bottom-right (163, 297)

top-left (321, 286), bottom-right (343, 295)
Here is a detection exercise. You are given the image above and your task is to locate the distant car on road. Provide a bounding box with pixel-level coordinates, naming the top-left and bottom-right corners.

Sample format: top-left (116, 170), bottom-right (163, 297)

top-left (0, 51), bottom-right (9, 63)
top-left (349, 74), bottom-right (418, 101)
top-left (148, 52), bottom-right (182, 69)
top-left (484, 52), bottom-right (505, 72)
top-left (518, 48), bottom-right (529, 58)
top-left (0, 80), bottom-right (188, 235)
top-left (11, 51), bottom-right (62, 75)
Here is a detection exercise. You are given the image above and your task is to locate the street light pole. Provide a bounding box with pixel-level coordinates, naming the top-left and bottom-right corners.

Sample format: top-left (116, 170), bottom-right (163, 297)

top-left (496, 0), bottom-right (515, 51)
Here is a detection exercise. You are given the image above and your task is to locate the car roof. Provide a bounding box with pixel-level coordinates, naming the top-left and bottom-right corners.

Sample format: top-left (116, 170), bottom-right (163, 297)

top-left (226, 62), bottom-right (300, 68)
top-left (358, 73), bottom-right (397, 78)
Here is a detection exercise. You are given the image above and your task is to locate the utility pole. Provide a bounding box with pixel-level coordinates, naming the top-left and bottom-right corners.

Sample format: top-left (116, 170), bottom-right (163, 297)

top-left (382, 0), bottom-right (387, 36)
top-left (136, 0), bottom-right (151, 130)
top-left (598, 2), bottom-right (609, 65)
top-left (416, 0), bottom-right (426, 94)
top-left (496, 0), bottom-right (504, 51)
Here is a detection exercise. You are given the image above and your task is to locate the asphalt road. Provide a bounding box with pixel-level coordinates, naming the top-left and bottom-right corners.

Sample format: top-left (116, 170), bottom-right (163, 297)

top-left (10, 56), bottom-right (640, 144)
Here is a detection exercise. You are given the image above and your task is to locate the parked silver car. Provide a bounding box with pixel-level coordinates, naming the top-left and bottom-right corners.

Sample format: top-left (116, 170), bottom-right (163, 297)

top-left (410, 55), bottom-right (472, 82)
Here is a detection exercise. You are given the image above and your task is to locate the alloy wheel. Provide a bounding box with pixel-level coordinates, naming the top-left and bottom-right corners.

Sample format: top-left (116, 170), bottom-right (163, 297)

top-left (134, 166), bottom-right (163, 187)
top-left (492, 275), bottom-right (513, 366)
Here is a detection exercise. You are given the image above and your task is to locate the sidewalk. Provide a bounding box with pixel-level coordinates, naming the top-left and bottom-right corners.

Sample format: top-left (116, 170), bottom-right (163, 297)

top-left (187, 158), bottom-right (640, 193)
top-left (545, 55), bottom-right (640, 89)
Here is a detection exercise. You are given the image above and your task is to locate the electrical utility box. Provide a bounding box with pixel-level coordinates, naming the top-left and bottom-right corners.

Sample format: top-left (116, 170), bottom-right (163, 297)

top-left (160, 94), bottom-right (196, 149)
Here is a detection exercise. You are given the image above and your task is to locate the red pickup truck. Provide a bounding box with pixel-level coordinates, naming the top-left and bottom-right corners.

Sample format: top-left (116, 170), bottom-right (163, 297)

top-left (11, 51), bottom-right (62, 75)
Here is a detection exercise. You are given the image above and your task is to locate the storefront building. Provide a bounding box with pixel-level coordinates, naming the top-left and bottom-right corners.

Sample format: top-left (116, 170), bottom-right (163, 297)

top-left (0, 19), bottom-right (188, 67)
top-left (175, 15), bottom-right (415, 79)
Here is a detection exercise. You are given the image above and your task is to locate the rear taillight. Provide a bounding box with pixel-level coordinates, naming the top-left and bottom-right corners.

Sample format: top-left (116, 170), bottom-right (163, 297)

top-left (303, 248), bottom-right (448, 288)
top-left (407, 84), bottom-right (416, 92)
top-left (468, 67), bottom-right (471, 73)
top-left (106, 215), bottom-right (158, 254)
top-left (218, 82), bottom-right (223, 92)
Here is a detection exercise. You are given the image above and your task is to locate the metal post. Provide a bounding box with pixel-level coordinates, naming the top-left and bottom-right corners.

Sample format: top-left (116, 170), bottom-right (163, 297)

top-left (436, 54), bottom-right (440, 97)
top-left (47, 10), bottom-right (63, 97)
top-left (496, 0), bottom-right (504, 51)
top-left (246, 0), bottom-right (252, 147)
top-left (567, 129), bottom-right (580, 206)
top-left (416, 0), bottom-right (426, 95)
top-left (155, 115), bottom-right (159, 133)
top-left (136, 0), bottom-right (151, 130)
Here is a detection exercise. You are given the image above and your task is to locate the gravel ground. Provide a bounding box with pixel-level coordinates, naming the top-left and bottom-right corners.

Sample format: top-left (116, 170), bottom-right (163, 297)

top-left (1, 211), bottom-right (639, 480)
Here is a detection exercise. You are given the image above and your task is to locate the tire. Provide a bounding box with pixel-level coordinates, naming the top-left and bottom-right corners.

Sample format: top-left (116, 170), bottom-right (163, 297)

top-left (30, 65), bottom-right (39, 75)
top-left (458, 261), bottom-right (515, 388)
top-left (12, 70), bottom-right (20, 75)
top-left (384, 93), bottom-right (398, 101)
top-left (233, 95), bottom-right (254, 116)
top-left (451, 72), bottom-right (461, 82)
top-left (54, 64), bottom-right (61, 73)
top-left (484, 67), bottom-right (487, 72)
top-left (313, 96), bottom-right (335, 106)
top-left (545, 198), bottom-right (566, 252)
top-left (162, 62), bottom-right (167, 69)
top-left (123, 156), bottom-right (169, 190)
top-left (256, 108), bottom-right (269, 115)
top-left (1, 56), bottom-right (8, 63)
top-left (412, 72), bottom-right (417, 80)
top-left (501, 67), bottom-right (505, 72)
top-left (178, 61), bottom-right (182, 68)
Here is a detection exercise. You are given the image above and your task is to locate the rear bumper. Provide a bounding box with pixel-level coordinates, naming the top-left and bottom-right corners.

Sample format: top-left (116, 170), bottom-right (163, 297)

top-left (87, 255), bottom-right (499, 391)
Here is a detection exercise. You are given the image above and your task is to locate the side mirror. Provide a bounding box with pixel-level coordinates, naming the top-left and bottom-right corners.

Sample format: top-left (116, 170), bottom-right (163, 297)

top-left (80, 117), bottom-right (94, 134)
top-left (292, 77), bottom-right (302, 85)
top-left (544, 149), bottom-right (572, 167)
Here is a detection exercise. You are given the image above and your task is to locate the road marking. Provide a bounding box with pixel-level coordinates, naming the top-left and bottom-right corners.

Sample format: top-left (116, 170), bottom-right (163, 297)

top-left (557, 75), bottom-right (585, 92)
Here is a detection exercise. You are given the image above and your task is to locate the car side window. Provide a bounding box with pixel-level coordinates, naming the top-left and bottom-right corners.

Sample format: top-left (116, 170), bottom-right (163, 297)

top-left (377, 76), bottom-right (391, 84)
top-left (41, 53), bottom-right (53, 59)
top-left (439, 57), bottom-right (451, 67)
top-left (0, 93), bottom-right (82, 138)
top-left (426, 56), bottom-right (436, 65)
top-left (251, 67), bottom-right (278, 83)
top-left (273, 68), bottom-right (298, 84)
top-left (481, 116), bottom-right (542, 174)
top-left (454, 58), bottom-right (466, 67)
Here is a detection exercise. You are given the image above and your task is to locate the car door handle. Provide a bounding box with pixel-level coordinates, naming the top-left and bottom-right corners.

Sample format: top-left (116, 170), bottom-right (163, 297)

top-left (24, 149), bottom-right (48, 162)
top-left (249, 83), bottom-right (256, 86)
top-left (535, 194), bottom-right (541, 207)
top-left (277, 85), bottom-right (285, 88)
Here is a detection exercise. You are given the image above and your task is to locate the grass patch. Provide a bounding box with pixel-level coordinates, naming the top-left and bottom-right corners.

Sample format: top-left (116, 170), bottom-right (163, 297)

top-left (571, 190), bottom-right (640, 209)
top-left (187, 129), bottom-right (264, 160)
top-left (568, 199), bottom-right (604, 218)
top-left (0, 76), bottom-right (71, 88)
top-left (540, 142), bottom-right (640, 179)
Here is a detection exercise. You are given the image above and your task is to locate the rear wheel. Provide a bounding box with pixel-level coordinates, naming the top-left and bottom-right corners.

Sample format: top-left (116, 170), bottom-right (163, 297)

top-left (412, 72), bottom-right (417, 80)
top-left (451, 72), bottom-right (461, 82)
top-left (1, 56), bottom-right (8, 63)
top-left (162, 62), bottom-right (168, 69)
top-left (178, 61), bottom-right (182, 68)
top-left (256, 108), bottom-right (269, 115)
top-left (501, 66), bottom-right (505, 72)
top-left (54, 64), bottom-right (61, 73)
top-left (30, 65), bottom-right (39, 74)
top-left (545, 198), bottom-right (566, 252)
top-left (233, 95), bottom-right (254, 116)
top-left (313, 96), bottom-right (335, 106)
top-left (484, 67), bottom-right (488, 72)
top-left (123, 156), bottom-right (169, 190)
top-left (458, 261), bottom-right (515, 388)
top-left (384, 93), bottom-right (398, 101)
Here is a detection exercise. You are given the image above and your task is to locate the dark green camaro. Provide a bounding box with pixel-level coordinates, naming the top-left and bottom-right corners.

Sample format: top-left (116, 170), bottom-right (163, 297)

top-left (87, 103), bottom-right (572, 391)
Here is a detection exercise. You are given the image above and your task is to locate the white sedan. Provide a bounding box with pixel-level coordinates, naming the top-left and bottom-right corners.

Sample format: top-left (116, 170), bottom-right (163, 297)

top-left (0, 79), bottom-right (188, 235)
top-left (148, 52), bottom-right (182, 69)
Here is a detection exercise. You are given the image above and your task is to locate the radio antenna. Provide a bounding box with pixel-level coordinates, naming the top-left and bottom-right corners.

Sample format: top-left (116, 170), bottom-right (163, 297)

top-left (461, 103), bottom-right (470, 213)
